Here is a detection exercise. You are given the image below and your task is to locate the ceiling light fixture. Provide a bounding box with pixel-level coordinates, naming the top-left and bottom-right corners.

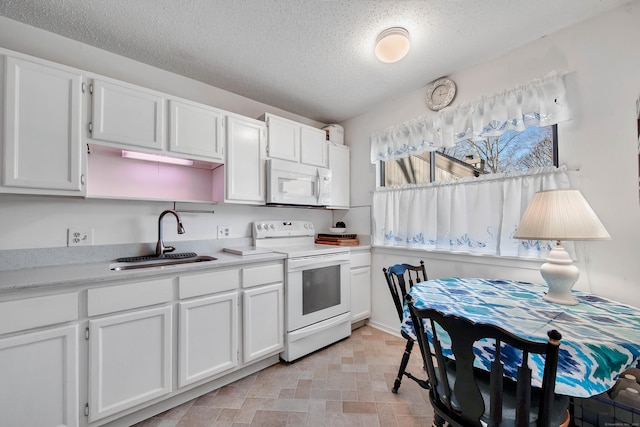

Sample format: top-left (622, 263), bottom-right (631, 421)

top-left (375, 27), bottom-right (410, 63)
top-left (121, 150), bottom-right (194, 166)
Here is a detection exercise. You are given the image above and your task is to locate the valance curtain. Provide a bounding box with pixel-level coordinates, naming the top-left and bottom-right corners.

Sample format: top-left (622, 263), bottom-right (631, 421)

top-left (370, 71), bottom-right (571, 163)
top-left (371, 166), bottom-right (572, 258)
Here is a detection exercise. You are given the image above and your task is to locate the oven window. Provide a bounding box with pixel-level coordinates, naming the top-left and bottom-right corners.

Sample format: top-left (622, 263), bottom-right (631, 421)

top-left (302, 265), bottom-right (341, 315)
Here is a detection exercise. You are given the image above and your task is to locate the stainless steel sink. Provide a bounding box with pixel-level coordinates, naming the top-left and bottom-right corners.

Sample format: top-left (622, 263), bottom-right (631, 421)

top-left (109, 255), bottom-right (217, 271)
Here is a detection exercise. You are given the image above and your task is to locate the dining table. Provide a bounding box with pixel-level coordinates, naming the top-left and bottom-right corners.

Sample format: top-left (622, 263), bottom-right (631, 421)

top-left (401, 277), bottom-right (640, 398)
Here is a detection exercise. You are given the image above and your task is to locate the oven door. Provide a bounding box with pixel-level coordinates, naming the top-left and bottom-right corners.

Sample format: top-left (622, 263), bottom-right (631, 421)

top-left (286, 252), bottom-right (350, 332)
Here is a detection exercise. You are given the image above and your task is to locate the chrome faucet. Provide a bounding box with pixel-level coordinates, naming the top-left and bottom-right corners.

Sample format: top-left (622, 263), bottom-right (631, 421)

top-left (156, 209), bottom-right (185, 256)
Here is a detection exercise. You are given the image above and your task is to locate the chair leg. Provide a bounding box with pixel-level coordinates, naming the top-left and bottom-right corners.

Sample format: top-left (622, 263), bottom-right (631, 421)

top-left (433, 414), bottom-right (446, 427)
top-left (392, 338), bottom-right (414, 393)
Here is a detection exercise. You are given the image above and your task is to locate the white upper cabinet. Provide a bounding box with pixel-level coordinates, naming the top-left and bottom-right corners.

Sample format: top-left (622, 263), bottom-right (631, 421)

top-left (264, 113), bottom-right (299, 162)
top-left (225, 114), bottom-right (266, 204)
top-left (264, 113), bottom-right (327, 167)
top-left (328, 144), bottom-right (350, 209)
top-left (300, 125), bottom-right (327, 167)
top-left (2, 55), bottom-right (84, 195)
top-left (90, 78), bottom-right (165, 150)
top-left (169, 99), bottom-right (224, 161)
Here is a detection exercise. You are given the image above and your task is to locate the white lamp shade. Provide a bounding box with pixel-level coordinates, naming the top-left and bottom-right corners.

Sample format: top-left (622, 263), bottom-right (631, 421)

top-left (375, 27), bottom-right (410, 63)
top-left (513, 189), bottom-right (610, 241)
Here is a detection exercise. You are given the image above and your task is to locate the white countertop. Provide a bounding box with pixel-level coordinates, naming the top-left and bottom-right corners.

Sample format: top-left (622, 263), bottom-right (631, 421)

top-left (0, 250), bottom-right (287, 294)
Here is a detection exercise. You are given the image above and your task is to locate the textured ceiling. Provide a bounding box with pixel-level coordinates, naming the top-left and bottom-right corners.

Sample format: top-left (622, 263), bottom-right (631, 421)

top-left (0, 0), bottom-right (631, 123)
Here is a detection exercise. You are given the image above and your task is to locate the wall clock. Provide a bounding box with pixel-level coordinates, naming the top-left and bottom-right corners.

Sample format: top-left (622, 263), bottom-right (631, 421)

top-left (426, 77), bottom-right (456, 111)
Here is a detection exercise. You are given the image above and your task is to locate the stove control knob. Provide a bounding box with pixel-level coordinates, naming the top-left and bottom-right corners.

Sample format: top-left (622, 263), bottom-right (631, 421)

top-left (303, 223), bottom-right (308, 229)
top-left (256, 224), bottom-right (263, 230)
top-left (309, 223), bottom-right (314, 229)
top-left (269, 224), bottom-right (275, 230)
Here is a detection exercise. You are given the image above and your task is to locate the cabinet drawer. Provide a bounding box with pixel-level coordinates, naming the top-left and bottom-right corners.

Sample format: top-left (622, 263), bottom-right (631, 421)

top-left (242, 264), bottom-right (283, 288)
top-left (88, 278), bottom-right (173, 316)
top-left (179, 269), bottom-right (240, 299)
top-left (0, 293), bottom-right (78, 335)
top-left (350, 251), bottom-right (371, 269)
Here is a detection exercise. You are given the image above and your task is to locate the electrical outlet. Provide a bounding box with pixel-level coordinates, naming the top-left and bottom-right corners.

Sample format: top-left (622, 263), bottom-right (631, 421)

top-left (217, 225), bottom-right (231, 239)
top-left (67, 227), bottom-right (93, 246)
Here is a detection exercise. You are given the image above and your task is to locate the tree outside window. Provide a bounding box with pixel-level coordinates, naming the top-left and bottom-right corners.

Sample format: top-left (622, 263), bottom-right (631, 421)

top-left (381, 125), bottom-right (557, 186)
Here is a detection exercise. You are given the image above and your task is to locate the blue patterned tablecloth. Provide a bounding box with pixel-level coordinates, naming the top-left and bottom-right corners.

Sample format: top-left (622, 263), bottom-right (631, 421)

top-left (401, 278), bottom-right (640, 398)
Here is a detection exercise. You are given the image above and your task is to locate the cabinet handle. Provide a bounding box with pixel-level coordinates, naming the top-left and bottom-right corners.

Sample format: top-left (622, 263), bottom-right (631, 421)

top-left (81, 174), bottom-right (86, 185)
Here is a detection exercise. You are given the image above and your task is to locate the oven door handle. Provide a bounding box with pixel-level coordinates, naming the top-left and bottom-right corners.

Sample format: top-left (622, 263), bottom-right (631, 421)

top-left (288, 256), bottom-right (350, 272)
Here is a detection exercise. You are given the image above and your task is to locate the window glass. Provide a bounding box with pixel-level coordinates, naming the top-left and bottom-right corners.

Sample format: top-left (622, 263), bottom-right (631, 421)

top-left (381, 125), bottom-right (557, 186)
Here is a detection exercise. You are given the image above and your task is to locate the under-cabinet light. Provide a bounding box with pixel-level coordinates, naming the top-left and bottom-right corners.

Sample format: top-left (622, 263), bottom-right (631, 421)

top-left (121, 150), bottom-right (194, 166)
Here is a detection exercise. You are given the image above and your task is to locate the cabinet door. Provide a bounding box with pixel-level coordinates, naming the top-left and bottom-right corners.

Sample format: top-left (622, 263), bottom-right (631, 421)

top-left (225, 115), bottom-right (266, 204)
top-left (243, 283), bottom-right (284, 363)
top-left (265, 114), bottom-right (299, 162)
top-left (300, 125), bottom-right (327, 167)
top-left (88, 306), bottom-right (172, 422)
top-left (3, 56), bottom-right (83, 193)
top-left (328, 144), bottom-right (350, 208)
top-left (169, 99), bottom-right (224, 161)
top-left (91, 79), bottom-right (165, 150)
top-left (178, 292), bottom-right (238, 388)
top-left (350, 266), bottom-right (371, 322)
top-left (0, 325), bottom-right (78, 427)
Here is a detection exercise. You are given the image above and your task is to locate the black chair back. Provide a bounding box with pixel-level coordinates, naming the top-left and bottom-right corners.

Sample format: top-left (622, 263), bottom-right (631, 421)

top-left (383, 261), bottom-right (428, 322)
top-left (407, 294), bottom-right (567, 427)
top-left (382, 260), bottom-right (429, 393)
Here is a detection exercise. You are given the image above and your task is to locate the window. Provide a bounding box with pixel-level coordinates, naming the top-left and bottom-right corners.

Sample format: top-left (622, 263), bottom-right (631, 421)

top-left (381, 125), bottom-right (557, 186)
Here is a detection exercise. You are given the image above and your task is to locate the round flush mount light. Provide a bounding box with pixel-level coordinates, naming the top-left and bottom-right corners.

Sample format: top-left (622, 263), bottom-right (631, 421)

top-left (375, 27), bottom-right (410, 63)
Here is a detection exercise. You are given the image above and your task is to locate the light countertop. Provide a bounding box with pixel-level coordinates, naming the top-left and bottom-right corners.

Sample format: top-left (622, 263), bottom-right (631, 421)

top-left (0, 250), bottom-right (287, 294)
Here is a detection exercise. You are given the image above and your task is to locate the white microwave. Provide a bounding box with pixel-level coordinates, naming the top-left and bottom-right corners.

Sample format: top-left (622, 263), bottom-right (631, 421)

top-left (266, 159), bottom-right (332, 207)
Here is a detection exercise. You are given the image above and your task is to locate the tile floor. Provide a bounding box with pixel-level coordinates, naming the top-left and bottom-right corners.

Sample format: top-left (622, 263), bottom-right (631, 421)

top-left (133, 325), bottom-right (434, 427)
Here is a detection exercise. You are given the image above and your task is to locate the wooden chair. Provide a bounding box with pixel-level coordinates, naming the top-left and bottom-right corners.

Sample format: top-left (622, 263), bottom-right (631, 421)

top-left (382, 261), bottom-right (429, 393)
top-left (406, 294), bottom-right (570, 427)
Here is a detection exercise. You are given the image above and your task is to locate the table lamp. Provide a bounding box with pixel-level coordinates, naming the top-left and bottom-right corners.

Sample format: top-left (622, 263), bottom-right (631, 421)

top-left (513, 189), bottom-right (610, 305)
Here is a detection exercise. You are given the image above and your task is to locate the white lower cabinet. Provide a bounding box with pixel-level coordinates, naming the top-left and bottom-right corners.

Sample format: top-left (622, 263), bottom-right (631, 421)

top-left (0, 292), bottom-right (79, 427)
top-left (178, 291), bottom-right (238, 387)
top-left (0, 325), bottom-right (79, 427)
top-left (241, 264), bottom-right (284, 363)
top-left (88, 305), bottom-right (173, 422)
top-left (87, 278), bottom-right (174, 423)
top-left (243, 283), bottom-right (284, 363)
top-left (1, 261), bottom-right (285, 427)
top-left (350, 249), bottom-right (372, 323)
top-left (178, 268), bottom-right (241, 388)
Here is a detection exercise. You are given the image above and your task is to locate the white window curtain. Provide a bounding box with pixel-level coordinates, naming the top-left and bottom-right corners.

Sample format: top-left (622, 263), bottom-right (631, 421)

top-left (370, 71), bottom-right (571, 163)
top-left (372, 166), bottom-right (571, 258)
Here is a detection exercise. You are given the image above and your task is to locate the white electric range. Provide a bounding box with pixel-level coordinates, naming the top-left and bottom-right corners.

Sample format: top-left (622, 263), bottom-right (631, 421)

top-left (253, 220), bottom-right (351, 362)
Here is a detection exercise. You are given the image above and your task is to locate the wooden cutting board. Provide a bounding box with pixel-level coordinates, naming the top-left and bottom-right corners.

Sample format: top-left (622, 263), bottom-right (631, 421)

top-left (315, 238), bottom-right (360, 246)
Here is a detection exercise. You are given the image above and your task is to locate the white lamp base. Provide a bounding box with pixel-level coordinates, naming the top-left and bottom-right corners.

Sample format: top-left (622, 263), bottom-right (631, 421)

top-left (540, 243), bottom-right (579, 305)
